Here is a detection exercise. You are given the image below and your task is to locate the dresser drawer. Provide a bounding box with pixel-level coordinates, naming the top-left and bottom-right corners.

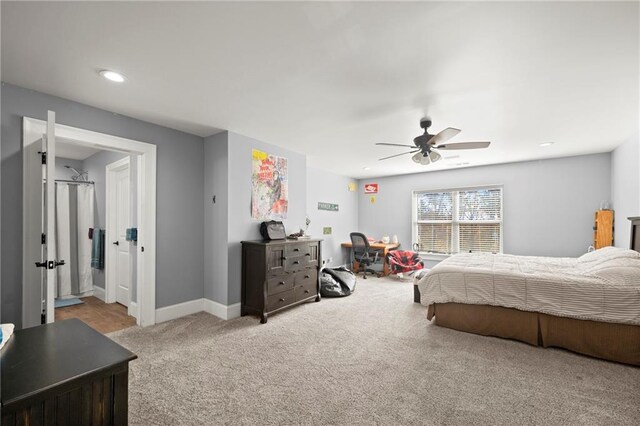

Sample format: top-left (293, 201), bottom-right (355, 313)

top-left (267, 289), bottom-right (295, 312)
top-left (295, 278), bottom-right (317, 301)
top-left (294, 269), bottom-right (317, 286)
top-left (285, 256), bottom-right (306, 272)
top-left (267, 274), bottom-right (295, 296)
top-left (285, 243), bottom-right (309, 257)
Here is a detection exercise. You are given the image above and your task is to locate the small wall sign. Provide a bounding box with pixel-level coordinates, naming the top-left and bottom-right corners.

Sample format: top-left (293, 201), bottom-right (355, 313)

top-left (364, 183), bottom-right (378, 194)
top-left (323, 227), bottom-right (332, 235)
top-left (318, 202), bottom-right (339, 211)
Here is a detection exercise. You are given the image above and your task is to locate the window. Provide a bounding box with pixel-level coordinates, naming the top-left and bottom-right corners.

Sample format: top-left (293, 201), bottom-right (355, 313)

top-left (413, 186), bottom-right (502, 255)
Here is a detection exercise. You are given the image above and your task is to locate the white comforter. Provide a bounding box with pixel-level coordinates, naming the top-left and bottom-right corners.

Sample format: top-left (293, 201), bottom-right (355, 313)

top-left (417, 247), bottom-right (640, 325)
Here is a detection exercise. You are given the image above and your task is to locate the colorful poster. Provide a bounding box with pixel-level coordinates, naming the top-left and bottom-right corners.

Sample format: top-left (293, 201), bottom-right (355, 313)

top-left (251, 149), bottom-right (288, 220)
top-left (364, 183), bottom-right (378, 194)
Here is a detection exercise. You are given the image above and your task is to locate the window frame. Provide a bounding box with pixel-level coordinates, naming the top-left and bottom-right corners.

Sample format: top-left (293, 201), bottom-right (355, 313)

top-left (412, 185), bottom-right (503, 259)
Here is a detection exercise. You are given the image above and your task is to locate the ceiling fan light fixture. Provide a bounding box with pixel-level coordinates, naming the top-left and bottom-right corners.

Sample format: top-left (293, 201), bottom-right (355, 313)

top-left (412, 152), bottom-right (431, 165)
top-left (539, 142), bottom-right (554, 147)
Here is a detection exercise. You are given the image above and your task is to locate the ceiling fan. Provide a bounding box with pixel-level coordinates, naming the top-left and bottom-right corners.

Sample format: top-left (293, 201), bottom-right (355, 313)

top-left (376, 118), bottom-right (490, 165)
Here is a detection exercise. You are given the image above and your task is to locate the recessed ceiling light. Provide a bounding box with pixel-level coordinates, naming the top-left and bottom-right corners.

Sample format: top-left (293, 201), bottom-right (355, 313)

top-left (539, 142), bottom-right (554, 147)
top-left (363, 166), bottom-right (371, 170)
top-left (99, 70), bottom-right (126, 83)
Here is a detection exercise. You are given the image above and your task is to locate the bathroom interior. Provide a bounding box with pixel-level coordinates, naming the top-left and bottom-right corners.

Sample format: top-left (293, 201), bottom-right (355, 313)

top-left (53, 139), bottom-right (138, 334)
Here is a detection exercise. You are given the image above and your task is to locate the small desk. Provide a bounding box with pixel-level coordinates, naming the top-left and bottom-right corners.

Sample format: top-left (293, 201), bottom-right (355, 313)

top-left (1, 318), bottom-right (137, 425)
top-left (341, 242), bottom-right (400, 276)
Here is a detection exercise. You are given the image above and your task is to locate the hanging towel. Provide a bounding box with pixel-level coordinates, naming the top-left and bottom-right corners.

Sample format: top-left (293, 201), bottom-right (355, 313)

top-left (126, 228), bottom-right (138, 242)
top-left (91, 229), bottom-right (105, 269)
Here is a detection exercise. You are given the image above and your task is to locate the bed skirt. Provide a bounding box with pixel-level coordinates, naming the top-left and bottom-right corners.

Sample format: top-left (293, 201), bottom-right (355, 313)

top-left (426, 303), bottom-right (640, 366)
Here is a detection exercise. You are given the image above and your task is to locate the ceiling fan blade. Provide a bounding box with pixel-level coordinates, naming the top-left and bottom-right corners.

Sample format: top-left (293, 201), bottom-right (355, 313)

top-left (378, 150), bottom-right (419, 161)
top-left (375, 143), bottom-right (416, 148)
top-left (436, 141), bottom-right (491, 150)
top-left (428, 127), bottom-right (461, 145)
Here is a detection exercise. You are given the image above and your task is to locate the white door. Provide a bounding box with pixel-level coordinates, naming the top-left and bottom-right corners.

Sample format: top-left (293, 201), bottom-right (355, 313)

top-left (23, 111), bottom-right (64, 326)
top-left (106, 158), bottom-right (131, 307)
top-left (43, 112), bottom-right (58, 323)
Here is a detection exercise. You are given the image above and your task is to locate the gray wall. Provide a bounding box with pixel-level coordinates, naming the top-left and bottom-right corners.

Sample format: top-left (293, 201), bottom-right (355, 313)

top-left (357, 154), bottom-right (612, 267)
top-left (306, 167), bottom-right (358, 266)
top-left (55, 158), bottom-right (84, 180)
top-left (611, 132), bottom-right (640, 248)
top-left (203, 132), bottom-right (229, 304)
top-left (226, 131), bottom-right (307, 305)
top-left (1, 83), bottom-right (204, 327)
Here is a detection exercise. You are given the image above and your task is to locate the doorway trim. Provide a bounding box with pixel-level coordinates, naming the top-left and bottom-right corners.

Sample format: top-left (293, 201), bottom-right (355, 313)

top-left (22, 116), bottom-right (157, 327)
top-left (105, 156), bottom-right (133, 314)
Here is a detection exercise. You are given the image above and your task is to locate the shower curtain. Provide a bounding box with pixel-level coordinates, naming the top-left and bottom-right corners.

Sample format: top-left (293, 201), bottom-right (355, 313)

top-left (55, 183), bottom-right (95, 298)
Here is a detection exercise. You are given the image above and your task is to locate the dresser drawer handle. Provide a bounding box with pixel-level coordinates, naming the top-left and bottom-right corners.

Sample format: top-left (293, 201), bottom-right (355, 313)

top-left (304, 275), bottom-right (310, 279)
top-left (278, 281), bottom-right (286, 285)
top-left (293, 261), bottom-right (300, 265)
top-left (279, 298), bottom-right (286, 302)
top-left (304, 290), bottom-right (310, 294)
top-left (293, 248), bottom-right (300, 252)
top-left (305, 253), bottom-right (311, 256)
top-left (282, 256), bottom-right (288, 260)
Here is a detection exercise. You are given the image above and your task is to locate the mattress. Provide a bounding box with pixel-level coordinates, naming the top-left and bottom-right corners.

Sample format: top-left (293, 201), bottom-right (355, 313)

top-left (417, 247), bottom-right (640, 325)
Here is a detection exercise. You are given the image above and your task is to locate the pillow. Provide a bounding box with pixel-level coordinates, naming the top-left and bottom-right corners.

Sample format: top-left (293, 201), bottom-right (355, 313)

top-left (578, 246), bottom-right (640, 264)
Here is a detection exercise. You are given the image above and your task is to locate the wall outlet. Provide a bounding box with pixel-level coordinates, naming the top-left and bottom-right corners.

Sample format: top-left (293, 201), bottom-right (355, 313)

top-left (326, 257), bottom-right (333, 265)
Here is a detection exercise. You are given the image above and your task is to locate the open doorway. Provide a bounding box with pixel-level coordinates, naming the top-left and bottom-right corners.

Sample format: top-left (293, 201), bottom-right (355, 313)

top-left (22, 113), bottom-right (157, 331)
top-left (51, 145), bottom-right (138, 333)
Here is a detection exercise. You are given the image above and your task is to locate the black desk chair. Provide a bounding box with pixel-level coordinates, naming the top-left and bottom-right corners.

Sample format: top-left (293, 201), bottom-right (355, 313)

top-left (350, 232), bottom-right (381, 279)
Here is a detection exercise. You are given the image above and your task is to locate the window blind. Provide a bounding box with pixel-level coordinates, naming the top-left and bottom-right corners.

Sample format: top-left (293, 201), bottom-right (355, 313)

top-left (414, 186), bottom-right (503, 255)
top-left (417, 223), bottom-right (452, 254)
top-left (416, 191), bottom-right (453, 221)
top-left (458, 188), bottom-right (502, 221)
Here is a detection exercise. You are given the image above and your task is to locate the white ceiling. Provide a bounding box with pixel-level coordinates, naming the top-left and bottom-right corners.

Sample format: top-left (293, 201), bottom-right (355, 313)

top-left (2, 1), bottom-right (638, 179)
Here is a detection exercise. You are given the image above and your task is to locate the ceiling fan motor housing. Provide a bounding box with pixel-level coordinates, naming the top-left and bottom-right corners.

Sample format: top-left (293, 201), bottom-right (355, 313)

top-left (419, 118), bottom-right (432, 130)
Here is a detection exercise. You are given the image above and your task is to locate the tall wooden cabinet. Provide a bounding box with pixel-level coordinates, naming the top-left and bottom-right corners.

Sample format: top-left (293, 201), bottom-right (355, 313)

top-left (593, 210), bottom-right (614, 249)
top-left (241, 239), bottom-right (322, 324)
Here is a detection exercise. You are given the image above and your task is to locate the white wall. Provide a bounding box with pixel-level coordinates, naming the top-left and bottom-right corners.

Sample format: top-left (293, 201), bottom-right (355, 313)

top-left (611, 132), bottom-right (640, 248)
top-left (357, 153), bottom-right (611, 266)
top-left (306, 168), bottom-right (358, 266)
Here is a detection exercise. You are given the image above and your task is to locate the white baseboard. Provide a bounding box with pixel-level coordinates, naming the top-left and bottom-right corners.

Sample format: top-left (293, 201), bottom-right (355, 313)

top-left (203, 299), bottom-right (241, 320)
top-left (93, 286), bottom-right (106, 301)
top-left (128, 301), bottom-right (139, 319)
top-left (153, 298), bottom-right (242, 323)
top-left (155, 298), bottom-right (204, 323)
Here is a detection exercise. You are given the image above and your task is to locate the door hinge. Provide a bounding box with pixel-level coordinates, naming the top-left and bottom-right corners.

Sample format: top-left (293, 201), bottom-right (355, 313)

top-left (41, 233), bottom-right (46, 244)
top-left (39, 151), bottom-right (47, 165)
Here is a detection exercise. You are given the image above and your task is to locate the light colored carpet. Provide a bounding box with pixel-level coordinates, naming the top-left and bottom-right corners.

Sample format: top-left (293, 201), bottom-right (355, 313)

top-left (109, 277), bottom-right (640, 425)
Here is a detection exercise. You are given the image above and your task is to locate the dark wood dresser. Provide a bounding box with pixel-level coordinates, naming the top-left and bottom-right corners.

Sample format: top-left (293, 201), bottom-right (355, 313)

top-left (242, 238), bottom-right (322, 323)
top-left (1, 318), bottom-right (137, 425)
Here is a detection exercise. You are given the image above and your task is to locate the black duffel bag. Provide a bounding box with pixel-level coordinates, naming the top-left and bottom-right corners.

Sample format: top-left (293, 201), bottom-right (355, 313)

top-left (260, 220), bottom-right (286, 240)
top-left (320, 267), bottom-right (357, 297)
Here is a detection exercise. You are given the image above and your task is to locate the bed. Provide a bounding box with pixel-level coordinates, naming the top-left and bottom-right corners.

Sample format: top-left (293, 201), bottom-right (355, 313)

top-left (416, 246), bottom-right (640, 366)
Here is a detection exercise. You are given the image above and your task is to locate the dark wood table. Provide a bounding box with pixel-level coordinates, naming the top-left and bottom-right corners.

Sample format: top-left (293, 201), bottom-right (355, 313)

top-left (1, 318), bottom-right (137, 425)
